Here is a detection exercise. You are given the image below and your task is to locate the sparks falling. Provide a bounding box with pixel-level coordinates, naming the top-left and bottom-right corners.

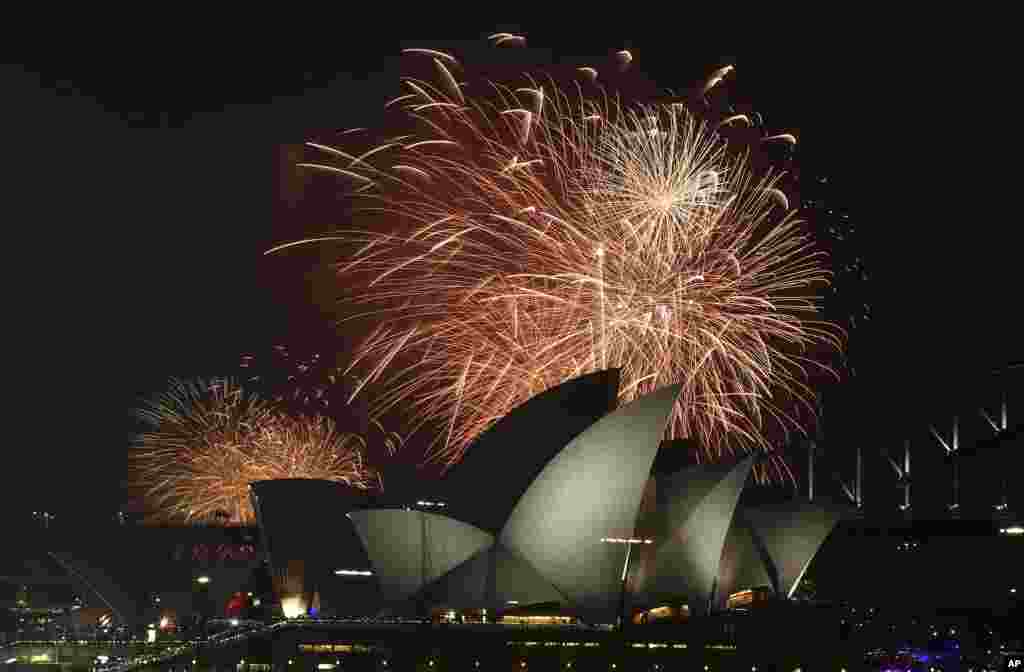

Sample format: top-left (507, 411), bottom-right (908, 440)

top-left (131, 378), bottom-right (375, 525)
top-left (270, 39), bottom-right (842, 480)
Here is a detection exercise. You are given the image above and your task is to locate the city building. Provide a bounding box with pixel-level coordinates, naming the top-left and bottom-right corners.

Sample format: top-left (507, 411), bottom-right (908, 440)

top-left (2, 525), bottom-right (269, 637)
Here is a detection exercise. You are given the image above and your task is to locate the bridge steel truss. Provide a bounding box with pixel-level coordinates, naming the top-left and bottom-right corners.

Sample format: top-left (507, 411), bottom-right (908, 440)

top-left (811, 362), bottom-right (1022, 523)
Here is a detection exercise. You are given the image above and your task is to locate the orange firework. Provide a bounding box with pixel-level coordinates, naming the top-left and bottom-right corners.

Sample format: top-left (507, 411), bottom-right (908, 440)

top-left (269, 38), bottom-right (842, 481)
top-left (131, 378), bottom-right (375, 525)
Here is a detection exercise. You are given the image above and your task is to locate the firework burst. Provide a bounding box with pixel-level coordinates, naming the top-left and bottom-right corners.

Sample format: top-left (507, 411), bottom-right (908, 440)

top-left (270, 39), bottom-right (841, 480)
top-left (131, 378), bottom-right (375, 525)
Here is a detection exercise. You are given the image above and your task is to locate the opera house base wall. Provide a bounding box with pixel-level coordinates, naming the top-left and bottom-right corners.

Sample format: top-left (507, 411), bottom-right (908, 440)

top-left (145, 606), bottom-right (855, 672)
top-left (203, 381), bottom-right (855, 669)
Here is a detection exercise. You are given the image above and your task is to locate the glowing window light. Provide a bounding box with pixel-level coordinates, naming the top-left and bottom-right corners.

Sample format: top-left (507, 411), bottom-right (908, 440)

top-left (334, 569), bottom-right (374, 576)
top-left (280, 596), bottom-right (308, 619)
top-left (1001, 526), bottom-right (1024, 535)
top-left (196, 576), bottom-right (211, 584)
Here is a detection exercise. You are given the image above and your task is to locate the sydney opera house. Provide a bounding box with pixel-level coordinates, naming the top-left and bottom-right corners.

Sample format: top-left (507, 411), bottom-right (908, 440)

top-left (2, 370), bottom-right (854, 671)
top-left (250, 370), bottom-right (845, 628)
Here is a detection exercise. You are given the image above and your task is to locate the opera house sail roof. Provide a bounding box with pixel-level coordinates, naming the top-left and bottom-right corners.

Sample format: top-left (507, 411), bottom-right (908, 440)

top-left (498, 383), bottom-right (682, 622)
top-left (347, 509), bottom-right (493, 607)
top-left (630, 457), bottom-right (754, 615)
top-left (737, 500), bottom-right (843, 599)
top-left (715, 514), bottom-right (775, 609)
top-left (250, 478), bottom-right (375, 616)
top-left (347, 381), bottom-right (681, 622)
top-left (250, 479), bottom-right (370, 573)
top-left (418, 543), bottom-right (566, 612)
top-left (246, 372), bottom-right (841, 623)
top-left (439, 369), bottom-right (621, 533)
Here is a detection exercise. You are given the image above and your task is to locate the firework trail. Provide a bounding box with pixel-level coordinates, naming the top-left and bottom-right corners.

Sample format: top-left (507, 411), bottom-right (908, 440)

top-left (269, 38), bottom-right (841, 481)
top-left (238, 344), bottom-right (412, 484)
top-left (131, 378), bottom-right (375, 525)
top-left (240, 343), bottom-right (348, 415)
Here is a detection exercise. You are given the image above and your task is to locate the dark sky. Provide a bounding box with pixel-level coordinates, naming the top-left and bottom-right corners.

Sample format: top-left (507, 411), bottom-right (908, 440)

top-left (7, 28), bottom-right (1018, 518)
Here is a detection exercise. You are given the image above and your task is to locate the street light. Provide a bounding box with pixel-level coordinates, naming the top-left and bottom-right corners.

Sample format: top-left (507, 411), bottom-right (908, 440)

top-left (599, 537), bottom-right (653, 544)
top-left (196, 576), bottom-right (210, 585)
top-left (416, 500), bottom-right (446, 508)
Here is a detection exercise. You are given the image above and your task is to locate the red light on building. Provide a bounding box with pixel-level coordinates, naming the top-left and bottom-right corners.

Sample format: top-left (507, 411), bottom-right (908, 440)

top-left (225, 592), bottom-right (250, 618)
top-left (158, 611), bottom-right (177, 631)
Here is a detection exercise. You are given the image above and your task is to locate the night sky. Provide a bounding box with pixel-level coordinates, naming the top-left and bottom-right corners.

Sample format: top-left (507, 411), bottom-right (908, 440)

top-left (6, 28), bottom-right (1017, 520)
